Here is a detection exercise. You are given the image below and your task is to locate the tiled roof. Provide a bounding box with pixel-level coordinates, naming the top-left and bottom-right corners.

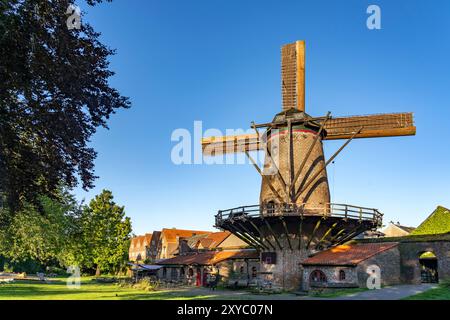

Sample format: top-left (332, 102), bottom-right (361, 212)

top-left (156, 250), bottom-right (259, 266)
top-left (302, 242), bottom-right (399, 266)
top-left (185, 234), bottom-right (210, 248)
top-left (130, 235), bottom-right (144, 251)
top-left (161, 228), bottom-right (211, 243)
top-left (198, 232), bottom-right (231, 249)
top-left (143, 233), bottom-right (152, 246)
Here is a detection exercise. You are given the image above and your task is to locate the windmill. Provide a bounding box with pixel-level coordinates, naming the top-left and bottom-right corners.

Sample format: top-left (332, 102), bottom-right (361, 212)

top-left (201, 41), bottom-right (416, 290)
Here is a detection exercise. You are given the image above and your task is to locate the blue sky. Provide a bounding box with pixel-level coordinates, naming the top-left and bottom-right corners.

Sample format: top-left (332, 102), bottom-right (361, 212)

top-left (75, 0), bottom-right (450, 235)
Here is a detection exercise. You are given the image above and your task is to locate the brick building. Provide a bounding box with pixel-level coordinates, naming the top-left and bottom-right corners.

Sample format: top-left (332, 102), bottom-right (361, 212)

top-left (156, 228), bottom-right (211, 260)
top-left (156, 249), bottom-right (259, 286)
top-left (155, 231), bottom-right (255, 286)
top-left (301, 242), bottom-right (400, 290)
top-left (129, 233), bottom-right (152, 262)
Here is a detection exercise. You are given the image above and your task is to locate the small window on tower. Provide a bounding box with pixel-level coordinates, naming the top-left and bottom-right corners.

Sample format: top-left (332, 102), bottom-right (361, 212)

top-left (267, 201), bottom-right (275, 214)
top-left (251, 266), bottom-right (257, 278)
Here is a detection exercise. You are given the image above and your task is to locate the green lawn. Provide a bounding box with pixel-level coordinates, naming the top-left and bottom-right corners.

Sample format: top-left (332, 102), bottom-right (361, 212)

top-left (309, 287), bottom-right (368, 298)
top-left (404, 284), bottom-right (450, 300)
top-left (0, 277), bottom-right (217, 300)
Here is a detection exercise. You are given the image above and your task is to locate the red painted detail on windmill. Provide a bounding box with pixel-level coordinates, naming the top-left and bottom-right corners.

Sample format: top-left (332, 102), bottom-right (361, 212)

top-left (267, 129), bottom-right (318, 141)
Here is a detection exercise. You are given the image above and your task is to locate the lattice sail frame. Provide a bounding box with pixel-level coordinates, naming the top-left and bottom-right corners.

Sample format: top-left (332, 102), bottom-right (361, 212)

top-left (201, 112), bottom-right (416, 155)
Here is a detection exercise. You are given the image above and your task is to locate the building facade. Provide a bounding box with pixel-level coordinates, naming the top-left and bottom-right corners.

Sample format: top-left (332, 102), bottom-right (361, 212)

top-left (301, 242), bottom-right (401, 290)
top-left (129, 233), bottom-right (152, 262)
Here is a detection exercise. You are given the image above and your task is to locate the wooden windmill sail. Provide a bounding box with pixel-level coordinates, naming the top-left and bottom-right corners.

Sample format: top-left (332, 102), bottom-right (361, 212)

top-left (202, 41), bottom-right (415, 152)
top-left (202, 40), bottom-right (416, 211)
top-left (203, 40), bottom-right (416, 290)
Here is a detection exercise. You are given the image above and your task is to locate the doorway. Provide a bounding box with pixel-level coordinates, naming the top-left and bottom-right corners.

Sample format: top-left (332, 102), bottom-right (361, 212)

top-left (419, 251), bottom-right (438, 283)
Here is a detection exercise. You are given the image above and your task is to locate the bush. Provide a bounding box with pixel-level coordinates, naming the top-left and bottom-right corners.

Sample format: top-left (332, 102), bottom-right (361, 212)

top-left (132, 278), bottom-right (160, 291)
top-left (46, 266), bottom-right (66, 276)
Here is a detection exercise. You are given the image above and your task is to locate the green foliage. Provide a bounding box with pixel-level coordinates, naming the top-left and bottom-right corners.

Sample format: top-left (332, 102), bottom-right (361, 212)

top-left (404, 283), bottom-right (450, 300)
top-left (411, 206), bottom-right (450, 236)
top-left (129, 278), bottom-right (160, 292)
top-left (309, 287), bottom-right (368, 298)
top-left (0, 189), bottom-right (131, 275)
top-left (81, 190), bottom-right (132, 275)
top-left (419, 251), bottom-right (437, 259)
top-left (0, 0), bottom-right (130, 214)
top-left (0, 189), bottom-right (82, 270)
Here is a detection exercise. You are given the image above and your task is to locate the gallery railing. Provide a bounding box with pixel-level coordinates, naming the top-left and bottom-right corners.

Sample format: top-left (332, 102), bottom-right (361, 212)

top-left (215, 203), bottom-right (383, 227)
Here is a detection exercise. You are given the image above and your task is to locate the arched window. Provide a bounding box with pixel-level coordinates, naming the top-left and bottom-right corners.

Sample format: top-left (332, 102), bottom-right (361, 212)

top-left (339, 270), bottom-right (346, 281)
top-left (310, 270), bottom-right (327, 283)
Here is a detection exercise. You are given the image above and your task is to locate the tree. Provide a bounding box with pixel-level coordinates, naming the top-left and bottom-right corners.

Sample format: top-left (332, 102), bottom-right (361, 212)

top-left (0, 189), bottom-right (83, 270)
top-left (82, 190), bottom-right (131, 275)
top-left (0, 189), bottom-right (132, 274)
top-left (0, 0), bottom-right (130, 216)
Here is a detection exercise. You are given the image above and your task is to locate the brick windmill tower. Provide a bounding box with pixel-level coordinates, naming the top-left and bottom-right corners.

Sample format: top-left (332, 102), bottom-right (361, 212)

top-left (201, 41), bottom-right (416, 290)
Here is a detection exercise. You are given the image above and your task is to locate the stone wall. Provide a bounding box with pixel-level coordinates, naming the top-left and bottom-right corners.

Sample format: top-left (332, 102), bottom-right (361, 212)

top-left (302, 266), bottom-right (358, 290)
top-left (157, 259), bottom-right (260, 286)
top-left (397, 241), bottom-right (450, 284)
top-left (258, 216), bottom-right (368, 291)
top-left (302, 246), bottom-right (401, 290)
top-left (356, 246), bottom-right (401, 287)
top-left (259, 236), bottom-right (310, 290)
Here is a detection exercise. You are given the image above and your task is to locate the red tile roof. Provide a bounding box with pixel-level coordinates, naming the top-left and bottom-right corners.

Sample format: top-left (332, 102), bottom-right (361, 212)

top-left (161, 228), bottom-right (211, 243)
top-left (198, 232), bottom-right (231, 249)
top-left (302, 242), bottom-right (399, 266)
top-left (156, 250), bottom-right (259, 266)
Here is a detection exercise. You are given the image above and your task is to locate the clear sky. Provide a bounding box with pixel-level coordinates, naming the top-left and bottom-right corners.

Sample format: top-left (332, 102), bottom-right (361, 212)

top-left (75, 0), bottom-right (450, 235)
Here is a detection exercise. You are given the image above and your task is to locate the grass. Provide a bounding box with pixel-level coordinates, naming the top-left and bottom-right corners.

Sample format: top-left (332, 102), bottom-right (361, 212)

top-left (309, 287), bottom-right (367, 298)
top-left (0, 277), bottom-right (217, 300)
top-left (404, 283), bottom-right (450, 300)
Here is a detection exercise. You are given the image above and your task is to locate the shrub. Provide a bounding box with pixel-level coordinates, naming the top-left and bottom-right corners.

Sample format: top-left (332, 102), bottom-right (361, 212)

top-left (132, 278), bottom-right (160, 291)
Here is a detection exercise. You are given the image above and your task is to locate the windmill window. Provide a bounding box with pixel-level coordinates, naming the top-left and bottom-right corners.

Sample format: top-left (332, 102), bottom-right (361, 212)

top-left (339, 270), bottom-right (346, 281)
top-left (251, 266), bottom-right (257, 278)
top-left (267, 201), bottom-right (275, 214)
top-left (261, 252), bottom-right (276, 264)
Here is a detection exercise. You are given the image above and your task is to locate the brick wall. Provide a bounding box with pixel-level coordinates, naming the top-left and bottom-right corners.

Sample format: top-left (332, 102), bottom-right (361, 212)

top-left (398, 241), bottom-right (450, 284)
top-left (356, 246), bottom-right (401, 287)
top-left (302, 265), bottom-right (358, 290)
top-left (302, 246), bottom-right (401, 290)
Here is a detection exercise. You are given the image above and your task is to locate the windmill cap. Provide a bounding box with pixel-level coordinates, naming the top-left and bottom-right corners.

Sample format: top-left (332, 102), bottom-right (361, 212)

top-left (271, 108), bottom-right (326, 136)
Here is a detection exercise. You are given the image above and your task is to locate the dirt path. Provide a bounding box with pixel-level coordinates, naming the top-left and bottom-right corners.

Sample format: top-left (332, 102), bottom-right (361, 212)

top-left (180, 284), bottom-right (438, 300)
top-left (321, 284), bottom-right (438, 300)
